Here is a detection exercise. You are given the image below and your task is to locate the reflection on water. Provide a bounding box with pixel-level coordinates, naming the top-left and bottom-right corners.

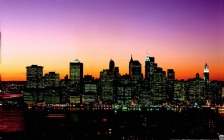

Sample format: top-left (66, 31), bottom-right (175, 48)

top-left (0, 110), bottom-right (25, 132)
top-left (0, 108), bottom-right (223, 139)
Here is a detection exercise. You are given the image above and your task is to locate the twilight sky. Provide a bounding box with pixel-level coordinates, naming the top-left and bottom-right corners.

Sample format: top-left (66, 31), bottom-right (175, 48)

top-left (0, 0), bottom-right (224, 81)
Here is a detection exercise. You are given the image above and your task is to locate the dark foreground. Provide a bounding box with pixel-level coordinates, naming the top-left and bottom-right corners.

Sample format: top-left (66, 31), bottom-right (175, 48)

top-left (0, 108), bottom-right (224, 140)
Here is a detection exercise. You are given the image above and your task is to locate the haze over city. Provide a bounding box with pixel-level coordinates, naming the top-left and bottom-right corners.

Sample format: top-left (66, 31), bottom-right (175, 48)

top-left (0, 0), bottom-right (223, 81)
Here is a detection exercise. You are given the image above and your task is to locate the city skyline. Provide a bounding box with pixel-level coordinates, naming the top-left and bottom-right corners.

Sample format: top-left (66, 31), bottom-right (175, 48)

top-left (0, 0), bottom-right (223, 81)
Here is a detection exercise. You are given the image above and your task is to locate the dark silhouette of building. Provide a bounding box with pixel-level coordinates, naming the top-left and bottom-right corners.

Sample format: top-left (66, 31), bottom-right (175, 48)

top-left (151, 67), bottom-right (167, 105)
top-left (204, 63), bottom-right (209, 85)
top-left (69, 59), bottom-right (83, 104)
top-left (26, 65), bottom-right (44, 88)
top-left (109, 59), bottom-right (115, 72)
top-left (167, 69), bottom-right (175, 101)
top-left (117, 74), bottom-right (132, 106)
top-left (100, 60), bottom-right (121, 104)
top-left (25, 65), bottom-right (44, 104)
top-left (43, 72), bottom-right (60, 104)
top-left (129, 55), bottom-right (143, 83)
top-left (145, 53), bottom-right (150, 80)
top-left (186, 73), bottom-right (205, 105)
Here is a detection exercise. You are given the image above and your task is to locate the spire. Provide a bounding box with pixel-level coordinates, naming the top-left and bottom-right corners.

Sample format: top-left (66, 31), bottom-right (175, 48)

top-left (204, 63), bottom-right (209, 73)
top-left (146, 51), bottom-right (150, 61)
top-left (130, 54), bottom-right (133, 63)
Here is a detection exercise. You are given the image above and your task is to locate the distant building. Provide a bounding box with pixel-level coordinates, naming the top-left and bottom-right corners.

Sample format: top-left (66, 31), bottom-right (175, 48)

top-left (128, 55), bottom-right (143, 97)
top-left (145, 53), bottom-right (150, 80)
top-left (24, 65), bottom-right (44, 104)
top-left (70, 59), bottom-right (83, 85)
top-left (204, 63), bottom-right (210, 97)
top-left (129, 55), bottom-right (142, 82)
top-left (117, 74), bottom-right (132, 106)
top-left (167, 69), bottom-right (175, 101)
top-left (186, 73), bottom-right (205, 105)
top-left (100, 69), bottom-right (114, 103)
top-left (26, 65), bottom-right (44, 88)
top-left (43, 72), bottom-right (60, 87)
top-left (151, 67), bottom-right (167, 105)
top-left (43, 72), bottom-right (60, 104)
top-left (174, 79), bottom-right (186, 103)
top-left (109, 59), bottom-right (115, 72)
top-left (69, 59), bottom-right (83, 103)
top-left (83, 75), bottom-right (97, 104)
top-left (204, 63), bottom-right (210, 85)
top-left (99, 59), bottom-right (120, 104)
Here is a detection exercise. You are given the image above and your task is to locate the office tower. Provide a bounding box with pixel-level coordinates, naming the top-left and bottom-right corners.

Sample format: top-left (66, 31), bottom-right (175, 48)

top-left (129, 55), bottom-right (133, 77)
top-left (109, 59), bottom-right (115, 72)
top-left (174, 79), bottom-right (186, 103)
top-left (117, 74), bottom-right (132, 106)
top-left (151, 67), bottom-right (167, 105)
top-left (129, 55), bottom-right (143, 83)
top-left (145, 53), bottom-right (150, 80)
top-left (149, 57), bottom-right (155, 80)
top-left (82, 75), bottom-right (97, 104)
top-left (42, 72), bottom-right (60, 104)
top-left (99, 59), bottom-right (121, 104)
top-left (186, 73), bottom-right (205, 105)
top-left (128, 55), bottom-right (143, 100)
top-left (204, 63), bottom-right (209, 85)
top-left (43, 72), bottom-right (60, 87)
top-left (69, 59), bottom-right (83, 104)
top-left (167, 69), bottom-right (175, 101)
top-left (100, 69), bottom-right (114, 103)
top-left (26, 65), bottom-right (44, 88)
top-left (25, 65), bottom-right (44, 104)
top-left (70, 59), bottom-right (83, 83)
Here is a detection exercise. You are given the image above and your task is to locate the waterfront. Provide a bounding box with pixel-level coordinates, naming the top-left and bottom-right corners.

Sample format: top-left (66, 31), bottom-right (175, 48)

top-left (0, 108), bottom-right (224, 140)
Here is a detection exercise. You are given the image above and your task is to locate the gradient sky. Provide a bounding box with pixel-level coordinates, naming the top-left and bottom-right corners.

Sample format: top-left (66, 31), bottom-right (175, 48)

top-left (0, 0), bottom-right (224, 81)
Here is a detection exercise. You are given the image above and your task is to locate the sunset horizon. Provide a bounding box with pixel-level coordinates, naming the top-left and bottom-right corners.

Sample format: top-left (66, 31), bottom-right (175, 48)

top-left (0, 0), bottom-right (223, 81)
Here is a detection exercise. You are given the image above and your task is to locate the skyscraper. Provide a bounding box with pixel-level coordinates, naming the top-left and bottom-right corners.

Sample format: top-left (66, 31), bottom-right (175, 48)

top-left (204, 63), bottom-right (209, 85)
top-left (145, 53), bottom-right (150, 80)
top-left (167, 69), bottom-right (175, 101)
top-left (70, 59), bottom-right (83, 83)
top-left (129, 55), bottom-right (142, 80)
top-left (43, 72), bottom-right (60, 87)
top-left (129, 55), bottom-right (133, 77)
top-left (26, 65), bottom-right (44, 88)
top-left (109, 59), bottom-right (115, 72)
top-left (25, 65), bottom-right (44, 104)
top-left (69, 59), bottom-right (83, 103)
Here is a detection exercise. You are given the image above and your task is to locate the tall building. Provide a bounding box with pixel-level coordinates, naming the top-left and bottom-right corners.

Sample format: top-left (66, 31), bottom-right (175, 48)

top-left (167, 69), bottom-right (175, 101)
top-left (109, 59), bottom-right (115, 72)
top-left (128, 55), bottom-right (143, 100)
top-left (69, 59), bottom-right (83, 103)
top-left (186, 73), bottom-right (205, 105)
top-left (151, 67), bottom-right (167, 105)
top-left (149, 56), bottom-right (155, 85)
top-left (26, 65), bottom-right (44, 88)
top-left (145, 53), bottom-right (150, 80)
top-left (70, 59), bottom-right (83, 84)
top-left (43, 72), bottom-right (60, 87)
top-left (129, 55), bottom-right (133, 77)
top-left (204, 63), bottom-right (209, 85)
top-left (100, 69), bottom-right (114, 103)
top-left (117, 74), bottom-right (132, 106)
top-left (25, 65), bottom-right (44, 104)
top-left (99, 59), bottom-right (121, 104)
top-left (129, 55), bottom-right (142, 83)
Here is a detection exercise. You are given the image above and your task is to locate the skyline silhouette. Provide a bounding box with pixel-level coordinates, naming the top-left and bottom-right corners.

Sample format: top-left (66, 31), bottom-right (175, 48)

top-left (0, 0), bottom-right (223, 81)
